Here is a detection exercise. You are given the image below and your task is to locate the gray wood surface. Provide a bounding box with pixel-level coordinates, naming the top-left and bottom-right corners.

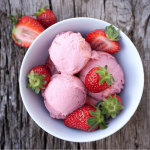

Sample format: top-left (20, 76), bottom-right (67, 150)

top-left (0, 0), bottom-right (149, 149)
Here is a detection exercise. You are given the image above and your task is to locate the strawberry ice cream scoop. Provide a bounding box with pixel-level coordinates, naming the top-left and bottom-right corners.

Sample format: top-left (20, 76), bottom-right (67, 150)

top-left (79, 51), bottom-right (124, 100)
top-left (42, 74), bottom-right (87, 119)
top-left (49, 31), bottom-right (91, 75)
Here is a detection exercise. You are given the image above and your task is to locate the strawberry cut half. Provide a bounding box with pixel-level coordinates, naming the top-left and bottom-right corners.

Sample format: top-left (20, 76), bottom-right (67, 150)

top-left (86, 25), bottom-right (121, 54)
top-left (9, 13), bottom-right (45, 47)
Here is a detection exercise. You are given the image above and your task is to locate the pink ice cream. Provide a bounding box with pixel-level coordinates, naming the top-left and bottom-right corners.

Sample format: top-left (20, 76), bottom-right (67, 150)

top-left (49, 31), bottom-right (91, 75)
top-left (42, 74), bottom-right (87, 119)
top-left (79, 50), bottom-right (124, 100)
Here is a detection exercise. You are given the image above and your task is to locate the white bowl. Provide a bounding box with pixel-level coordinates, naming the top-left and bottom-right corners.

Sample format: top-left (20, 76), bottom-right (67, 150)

top-left (19, 18), bottom-right (144, 142)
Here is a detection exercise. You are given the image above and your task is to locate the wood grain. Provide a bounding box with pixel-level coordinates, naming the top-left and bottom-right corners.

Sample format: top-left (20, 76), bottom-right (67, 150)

top-left (0, 0), bottom-right (149, 149)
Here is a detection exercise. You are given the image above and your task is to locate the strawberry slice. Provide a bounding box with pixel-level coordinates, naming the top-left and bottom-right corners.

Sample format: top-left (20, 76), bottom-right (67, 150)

top-left (86, 25), bottom-right (121, 54)
top-left (9, 13), bottom-right (45, 47)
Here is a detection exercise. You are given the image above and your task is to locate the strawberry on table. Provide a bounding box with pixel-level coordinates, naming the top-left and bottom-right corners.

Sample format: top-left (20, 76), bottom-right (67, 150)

top-left (100, 94), bottom-right (124, 118)
top-left (9, 13), bottom-right (45, 47)
top-left (64, 104), bottom-right (108, 132)
top-left (85, 65), bottom-right (115, 93)
top-left (26, 65), bottom-right (51, 94)
top-left (86, 25), bottom-right (121, 53)
top-left (33, 5), bottom-right (57, 29)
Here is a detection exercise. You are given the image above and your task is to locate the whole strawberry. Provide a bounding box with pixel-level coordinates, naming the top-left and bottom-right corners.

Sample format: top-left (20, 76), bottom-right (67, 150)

top-left (85, 65), bottom-right (115, 93)
top-left (26, 65), bottom-right (51, 94)
top-left (100, 94), bottom-right (124, 118)
top-left (9, 13), bottom-right (45, 47)
top-left (64, 104), bottom-right (108, 132)
top-left (33, 5), bottom-right (57, 29)
top-left (86, 25), bottom-right (121, 53)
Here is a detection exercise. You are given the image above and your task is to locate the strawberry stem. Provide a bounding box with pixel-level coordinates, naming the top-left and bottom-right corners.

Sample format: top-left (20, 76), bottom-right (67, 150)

top-left (105, 25), bottom-right (121, 41)
top-left (26, 70), bottom-right (46, 94)
top-left (94, 65), bottom-right (115, 86)
top-left (100, 94), bottom-right (124, 118)
top-left (9, 13), bottom-right (22, 26)
top-left (86, 102), bottom-right (108, 130)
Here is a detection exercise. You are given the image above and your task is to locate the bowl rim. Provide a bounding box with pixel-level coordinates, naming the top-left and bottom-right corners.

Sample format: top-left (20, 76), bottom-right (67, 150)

top-left (19, 17), bottom-right (144, 142)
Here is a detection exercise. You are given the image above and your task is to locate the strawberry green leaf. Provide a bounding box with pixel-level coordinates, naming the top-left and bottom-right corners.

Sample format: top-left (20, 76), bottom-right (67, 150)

top-left (111, 113), bottom-right (116, 118)
top-left (9, 14), bottom-right (17, 26)
top-left (17, 13), bottom-right (22, 20)
top-left (32, 5), bottom-right (49, 16)
top-left (100, 123), bottom-right (108, 130)
top-left (35, 87), bottom-right (40, 94)
top-left (101, 94), bottom-right (124, 118)
top-left (88, 121), bottom-right (99, 131)
top-left (86, 117), bottom-right (97, 125)
top-left (42, 81), bottom-right (47, 84)
top-left (89, 110), bottom-right (98, 117)
top-left (9, 13), bottom-right (22, 26)
top-left (39, 85), bottom-right (45, 90)
top-left (11, 33), bottom-right (21, 43)
top-left (87, 103), bottom-right (108, 131)
top-left (91, 101), bottom-right (97, 108)
top-left (112, 29), bottom-right (120, 39)
top-left (26, 84), bottom-right (31, 88)
top-left (105, 24), bottom-right (121, 41)
top-left (101, 108), bottom-right (107, 114)
top-left (94, 65), bottom-right (115, 86)
top-left (102, 97), bottom-right (108, 103)
top-left (26, 70), bottom-right (46, 94)
top-left (32, 87), bottom-right (35, 91)
top-left (15, 39), bottom-right (21, 43)
top-left (114, 37), bottom-right (121, 41)
top-left (106, 112), bottom-right (111, 118)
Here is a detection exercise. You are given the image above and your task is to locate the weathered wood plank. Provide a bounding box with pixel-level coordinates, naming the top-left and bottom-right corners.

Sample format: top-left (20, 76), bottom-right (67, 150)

top-left (0, 0), bottom-right (150, 149)
top-left (0, 0), bottom-right (49, 149)
top-left (132, 0), bottom-right (150, 149)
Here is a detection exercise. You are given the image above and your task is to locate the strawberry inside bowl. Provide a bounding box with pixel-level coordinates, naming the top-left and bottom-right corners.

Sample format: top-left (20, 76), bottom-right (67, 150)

top-left (19, 18), bottom-right (144, 142)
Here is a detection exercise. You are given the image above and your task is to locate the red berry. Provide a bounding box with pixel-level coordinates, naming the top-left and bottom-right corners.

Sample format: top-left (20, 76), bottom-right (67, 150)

top-left (85, 66), bottom-right (115, 93)
top-left (26, 65), bottom-right (51, 94)
top-left (33, 5), bottom-right (57, 29)
top-left (101, 94), bottom-right (124, 118)
top-left (9, 14), bottom-right (44, 47)
top-left (64, 105), bottom-right (108, 132)
top-left (86, 25), bottom-right (121, 54)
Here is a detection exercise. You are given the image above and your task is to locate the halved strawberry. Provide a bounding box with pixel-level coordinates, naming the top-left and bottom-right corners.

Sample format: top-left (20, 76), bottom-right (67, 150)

top-left (85, 25), bottom-right (121, 53)
top-left (9, 13), bottom-right (45, 47)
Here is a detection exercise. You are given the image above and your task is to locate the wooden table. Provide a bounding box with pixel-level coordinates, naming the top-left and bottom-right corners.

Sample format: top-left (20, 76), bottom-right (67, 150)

top-left (0, 0), bottom-right (149, 149)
